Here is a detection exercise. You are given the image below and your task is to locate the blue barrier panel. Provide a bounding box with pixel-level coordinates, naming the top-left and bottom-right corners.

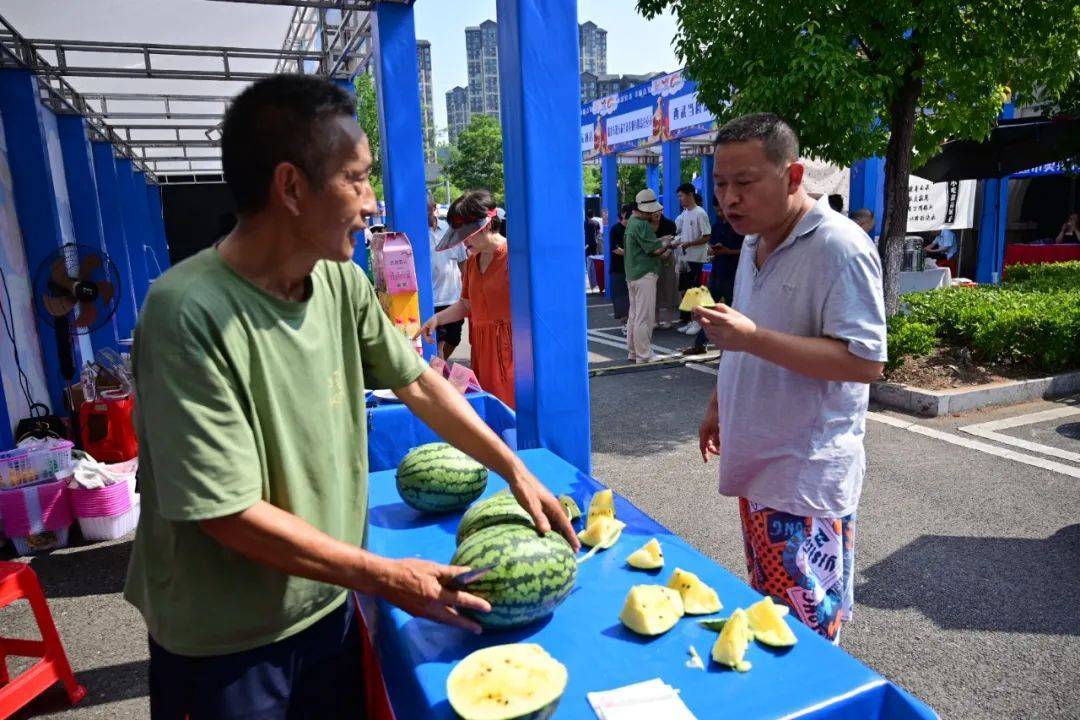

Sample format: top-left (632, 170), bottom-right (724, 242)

top-left (0, 70), bottom-right (74, 412)
top-left (661, 139), bottom-right (681, 218)
top-left (849, 157), bottom-right (885, 238)
top-left (700, 153), bottom-right (717, 226)
top-left (976, 104), bottom-right (1015, 284)
top-left (645, 163), bottom-right (660, 196)
top-left (600, 154), bottom-right (618, 299)
top-left (114, 158), bottom-right (151, 313)
top-left (90, 143), bottom-right (137, 341)
top-left (372, 2), bottom-right (433, 358)
top-left (57, 116), bottom-right (118, 352)
top-left (495, 0), bottom-right (591, 474)
top-left (144, 182), bottom-right (171, 276)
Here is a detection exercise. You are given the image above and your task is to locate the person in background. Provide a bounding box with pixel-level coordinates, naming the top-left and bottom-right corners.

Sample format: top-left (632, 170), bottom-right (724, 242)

top-left (850, 208), bottom-right (875, 236)
top-left (924, 228), bottom-right (958, 262)
top-left (609, 203), bottom-right (634, 333)
top-left (428, 194), bottom-right (468, 360)
top-left (695, 113), bottom-right (886, 644)
top-left (654, 211), bottom-right (680, 329)
top-left (1055, 212), bottom-right (1079, 243)
top-left (828, 194), bottom-right (844, 213)
top-left (419, 190), bottom-right (516, 408)
top-left (585, 208), bottom-right (601, 293)
top-left (625, 188), bottom-right (672, 363)
top-left (673, 182), bottom-right (712, 336)
top-left (682, 203), bottom-right (744, 356)
top-left (126, 76), bottom-right (577, 719)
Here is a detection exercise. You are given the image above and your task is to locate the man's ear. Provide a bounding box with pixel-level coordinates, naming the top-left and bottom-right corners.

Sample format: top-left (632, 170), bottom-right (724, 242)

top-left (787, 161), bottom-right (805, 194)
top-left (269, 162), bottom-right (307, 217)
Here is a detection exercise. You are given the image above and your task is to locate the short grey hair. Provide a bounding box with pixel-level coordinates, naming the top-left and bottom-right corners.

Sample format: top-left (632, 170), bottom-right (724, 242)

top-left (850, 208), bottom-right (875, 224)
top-left (714, 113), bottom-right (799, 165)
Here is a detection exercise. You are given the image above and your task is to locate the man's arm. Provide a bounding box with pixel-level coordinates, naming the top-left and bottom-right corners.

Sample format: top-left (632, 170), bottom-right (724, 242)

top-left (693, 305), bottom-right (884, 383)
top-left (698, 386), bottom-right (721, 463)
top-left (394, 369), bottom-right (580, 550)
top-left (201, 501), bottom-right (491, 633)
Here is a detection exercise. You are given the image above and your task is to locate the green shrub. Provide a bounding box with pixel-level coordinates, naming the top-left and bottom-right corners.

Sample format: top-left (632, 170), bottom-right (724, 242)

top-left (1003, 261), bottom-right (1080, 292)
top-left (885, 316), bottom-right (939, 373)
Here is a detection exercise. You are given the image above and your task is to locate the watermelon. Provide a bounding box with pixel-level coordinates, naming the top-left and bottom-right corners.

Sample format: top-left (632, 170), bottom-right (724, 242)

top-left (450, 524), bottom-right (577, 630)
top-left (396, 443), bottom-right (488, 513)
top-left (457, 493), bottom-right (535, 545)
top-left (447, 643), bottom-right (567, 720)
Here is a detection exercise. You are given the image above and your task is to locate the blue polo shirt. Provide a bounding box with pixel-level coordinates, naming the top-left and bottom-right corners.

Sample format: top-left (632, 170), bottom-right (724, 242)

top-left (715, 196), bottom-right (887, 518)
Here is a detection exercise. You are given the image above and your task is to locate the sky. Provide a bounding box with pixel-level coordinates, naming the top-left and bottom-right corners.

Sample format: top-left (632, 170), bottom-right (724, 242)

top-left (414, 0), bottom-right (681, 142)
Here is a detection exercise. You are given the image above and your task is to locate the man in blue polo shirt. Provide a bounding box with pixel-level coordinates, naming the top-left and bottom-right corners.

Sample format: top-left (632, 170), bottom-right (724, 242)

top-left (694, 113), bottom-right (887, 643)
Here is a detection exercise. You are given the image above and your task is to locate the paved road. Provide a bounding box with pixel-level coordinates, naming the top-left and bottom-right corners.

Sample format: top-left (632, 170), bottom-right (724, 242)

top-left (5, 298), bottom-right (1078, 719)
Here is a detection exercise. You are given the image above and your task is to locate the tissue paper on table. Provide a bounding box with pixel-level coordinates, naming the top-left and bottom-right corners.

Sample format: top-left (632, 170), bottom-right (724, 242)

top-left (587, 678), bottom-right (697, 720)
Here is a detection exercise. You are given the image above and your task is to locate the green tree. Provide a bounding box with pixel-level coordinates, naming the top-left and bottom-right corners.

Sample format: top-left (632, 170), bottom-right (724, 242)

top-left (638, 0), bottom-right (1080, 314)
top-left (583, 165), bottom-right (602, 196)
top-left (618, 164), bottom-right (647, 205)
top-left (354, 73), bottom-right (381, 184)
top-left (445, 115), bottom-right (505, 204)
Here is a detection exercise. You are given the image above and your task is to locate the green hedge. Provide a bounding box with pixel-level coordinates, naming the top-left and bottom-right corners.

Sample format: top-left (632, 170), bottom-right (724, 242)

top-left (887, 262), bottom-right (1080, 375)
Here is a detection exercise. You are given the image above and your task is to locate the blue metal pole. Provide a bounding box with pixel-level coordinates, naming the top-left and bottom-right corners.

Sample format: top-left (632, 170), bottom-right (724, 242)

top-left (661, 140), bottom-right (681, 218)
top-left (0, 70), bottom-right (76, 413)
top-left (114, 158), bottom-right (151, 311)
top-left (700, 153), bottom-right (717, 226)
top-left (372, 3), bottom-right (434, 358)
top-left (601, 154), bottom-right (618, 300)
top-left (496, 0), bottom-right (591, 473)
top-left (57, 115), bottom-right (119, 353)
top-left (849, 157), bottom-right (885, 237)
top-left (645, 163), bottom-right (660, 196)
top-left (975, 103), bottom-right (1014, 284)
top-left (91, 142), bottom-right (137, 342)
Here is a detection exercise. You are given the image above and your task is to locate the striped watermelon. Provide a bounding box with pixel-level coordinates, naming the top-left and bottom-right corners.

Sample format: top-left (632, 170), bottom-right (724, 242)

top-left (450, 524), bottom-right (577, 630)
top-left (456, 493), bottom-right (535, 544)
top-left (396, 443), bottom-right (488, 513)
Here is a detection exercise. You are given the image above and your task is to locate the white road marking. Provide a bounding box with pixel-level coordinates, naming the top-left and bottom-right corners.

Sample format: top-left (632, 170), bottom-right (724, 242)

top-left (867, 411), bottom-right (1080, 478)
top-left (958, 406), bottom-right (1080, 462)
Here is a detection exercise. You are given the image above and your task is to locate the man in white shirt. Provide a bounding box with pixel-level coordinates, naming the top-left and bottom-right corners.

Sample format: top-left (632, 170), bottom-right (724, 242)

top-left (428, 194), bottom-right (468, 359)
top-left (674, 182), bottom-right (711, 334)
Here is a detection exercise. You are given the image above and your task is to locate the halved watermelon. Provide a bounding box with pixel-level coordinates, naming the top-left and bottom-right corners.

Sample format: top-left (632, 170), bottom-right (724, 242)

top-left (447, 643), bottom-right (567, 720)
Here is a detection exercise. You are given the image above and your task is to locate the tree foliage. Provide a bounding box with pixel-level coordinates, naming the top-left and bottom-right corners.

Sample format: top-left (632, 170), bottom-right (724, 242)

top-left (354, 73), bottom-right (381, 183)
top-left (637, 0), bottom-right (1080, 314)
top-left (445, 115), bottom-right (505, 204)
top-left (583, 165), bottom-right (602, 196)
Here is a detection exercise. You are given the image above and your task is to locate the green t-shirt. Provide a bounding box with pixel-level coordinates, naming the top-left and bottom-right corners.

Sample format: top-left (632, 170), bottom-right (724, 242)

top-left (123, 247), bottom-right (426, 656)
top-left (624, 216), bottom-right (663, 281)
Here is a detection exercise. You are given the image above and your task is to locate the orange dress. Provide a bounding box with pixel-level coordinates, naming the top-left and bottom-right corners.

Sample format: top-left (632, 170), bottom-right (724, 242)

top-left (461, 242), bottom-right (515, 408)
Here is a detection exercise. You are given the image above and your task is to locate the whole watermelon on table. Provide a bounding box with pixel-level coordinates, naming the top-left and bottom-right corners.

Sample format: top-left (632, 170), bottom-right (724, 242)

top-left (456, 493), bottom-right (535, 544)
top-left (450, 524), bottom-right (577, 630)
top-left (395, 442), bottom-right (488, 513)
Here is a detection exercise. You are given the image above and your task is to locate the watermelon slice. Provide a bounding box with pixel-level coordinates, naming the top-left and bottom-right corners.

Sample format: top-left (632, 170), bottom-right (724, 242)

top-left (711, 608), bottom-right (753, 672)
top-left (618, 585), bottom-right (684, 636)
top-left (666, 568), bottom-right (722, 615)
top-left (447, 643), bottom-right (567, 720)
top-left (558, 495), bottom-right (582, 522)
top-left (578, 516), bottom-right (625, 549)
top-left (746, 597), bottom-right (798, 647)
top-left (626, 538), bottom-right (664, 570)
top-left (586, 488), bottom-right (615, 525)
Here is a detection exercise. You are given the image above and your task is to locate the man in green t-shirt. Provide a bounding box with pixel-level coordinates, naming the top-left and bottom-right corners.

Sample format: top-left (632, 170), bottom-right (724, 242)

top-left (623, 188), bottom-right (671, 364)
top-left (124, 75), bottom-right (578, 719)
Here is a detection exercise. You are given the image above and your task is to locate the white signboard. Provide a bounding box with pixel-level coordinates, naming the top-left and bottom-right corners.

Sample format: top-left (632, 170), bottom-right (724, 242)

top-left (668, 92), bottom-right (713, 132)
top-left (604, 106), bottom-right (653, 147)
top-left (907, 176), bottom-right (976, 232)
top-left (581, 122), bottom-right (595, 154)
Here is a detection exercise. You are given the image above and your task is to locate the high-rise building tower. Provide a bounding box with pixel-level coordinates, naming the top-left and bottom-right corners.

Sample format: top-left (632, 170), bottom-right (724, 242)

top-left (579, 21), bottom-right (607, 75)
top-left (416, 39), bottom-right (435, 160)
top-left (465, 20), bottom-right (500, 119)
top-left (446, 85), bottom-right (470, 145)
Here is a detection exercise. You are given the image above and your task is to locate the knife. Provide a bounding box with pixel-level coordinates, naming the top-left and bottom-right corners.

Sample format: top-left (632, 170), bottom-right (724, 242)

top-left (446, 563), bottom-right (497, 589)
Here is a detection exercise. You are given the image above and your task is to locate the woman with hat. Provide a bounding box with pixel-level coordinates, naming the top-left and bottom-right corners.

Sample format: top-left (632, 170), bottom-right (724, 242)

top-left (624, 188), bottom-right (674, 363)
top-left (418, 190), bottom-right (515, 407)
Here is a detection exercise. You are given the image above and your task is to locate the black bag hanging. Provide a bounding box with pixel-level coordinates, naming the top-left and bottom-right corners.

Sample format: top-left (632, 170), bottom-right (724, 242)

top-left (14, 402), bottom-right (69, 443)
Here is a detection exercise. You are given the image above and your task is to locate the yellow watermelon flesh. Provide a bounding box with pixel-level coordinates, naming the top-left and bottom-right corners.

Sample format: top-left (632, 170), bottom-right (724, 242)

top-left (447, 643), bottom-right (567, 720)
top-left (578, 516), bottom-right (625, 549)
top-left (746, 597), bottom-right (798, 647)
top-left (711, 608), bottom-right (753, 672)
top-left (626, 538), bottom-right (664, 570)
top-left (586, 488), bottom-right (615, 525)
top-left (619, 585), bottom-right (684, 636)
top-left (666, 567), bottom-right (722, 615)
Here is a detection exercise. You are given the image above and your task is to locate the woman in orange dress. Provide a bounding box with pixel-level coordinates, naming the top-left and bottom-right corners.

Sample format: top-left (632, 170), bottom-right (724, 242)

top-left (418, 190), bottom-right (515, 408)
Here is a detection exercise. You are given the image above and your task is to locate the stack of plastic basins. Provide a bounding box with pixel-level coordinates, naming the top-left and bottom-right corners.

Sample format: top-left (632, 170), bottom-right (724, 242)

top-left (68, 461), bottom-right (139, 541)
top-left (0, 479), bottom-right (73, 555)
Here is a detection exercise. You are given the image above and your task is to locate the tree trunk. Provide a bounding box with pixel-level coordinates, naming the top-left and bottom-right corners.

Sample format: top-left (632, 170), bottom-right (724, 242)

top-left (880, 64), bottom-right (923, 317)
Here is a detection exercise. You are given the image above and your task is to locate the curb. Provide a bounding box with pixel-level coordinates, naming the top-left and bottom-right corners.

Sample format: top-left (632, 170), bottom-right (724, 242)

top-left (870, 370), bottom-right (1080, 417)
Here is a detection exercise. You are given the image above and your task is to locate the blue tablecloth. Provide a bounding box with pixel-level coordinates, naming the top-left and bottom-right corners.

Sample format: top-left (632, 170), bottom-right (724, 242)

top-left (363, 443), bottom-right (937, 719)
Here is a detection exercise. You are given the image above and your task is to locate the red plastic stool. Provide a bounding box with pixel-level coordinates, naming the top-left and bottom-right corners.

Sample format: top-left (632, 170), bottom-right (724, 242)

top-left (0, 562), bottom-right (86, 718)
